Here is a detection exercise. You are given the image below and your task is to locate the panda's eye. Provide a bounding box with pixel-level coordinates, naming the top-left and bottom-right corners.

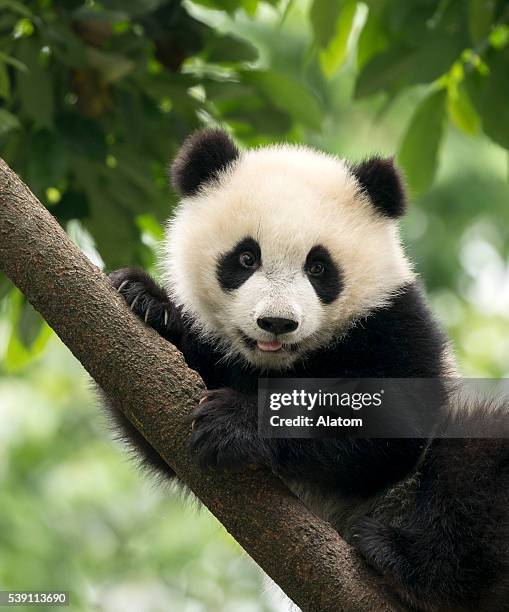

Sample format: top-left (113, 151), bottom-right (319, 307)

top-left (307, 261), bottom-right (325, 276)
top-left (239, 251), bottom-right (257, 269)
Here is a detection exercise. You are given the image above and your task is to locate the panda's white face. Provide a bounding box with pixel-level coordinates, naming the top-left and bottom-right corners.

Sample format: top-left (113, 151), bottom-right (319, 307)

top-left (163, 144), bottom-right (414, 370)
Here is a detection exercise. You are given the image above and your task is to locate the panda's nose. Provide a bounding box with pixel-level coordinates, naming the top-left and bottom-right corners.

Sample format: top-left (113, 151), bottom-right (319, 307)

top-left (257, 317), bottom-right (299, 335)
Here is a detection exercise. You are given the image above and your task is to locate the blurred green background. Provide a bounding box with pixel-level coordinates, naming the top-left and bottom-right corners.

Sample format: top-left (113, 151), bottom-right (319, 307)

top-left (1, 0), bottom-right (508, 610)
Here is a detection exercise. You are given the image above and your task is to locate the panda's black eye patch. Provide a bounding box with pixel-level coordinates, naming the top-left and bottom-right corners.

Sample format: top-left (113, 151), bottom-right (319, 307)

top-left (305, 245), bottom-right (343, 304)
top-left (217, 237), bottom-right (261, 291)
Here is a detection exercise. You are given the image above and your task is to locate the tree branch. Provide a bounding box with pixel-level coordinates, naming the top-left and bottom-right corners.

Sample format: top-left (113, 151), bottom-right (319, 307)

top-left (0, 158), bottom-right (403, 612)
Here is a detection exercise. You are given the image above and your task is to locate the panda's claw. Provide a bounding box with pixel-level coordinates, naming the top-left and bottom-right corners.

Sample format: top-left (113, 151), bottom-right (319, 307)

top-left (117, 279), bottom-right (129, 293)
top-left (130, 295), bottom-right (139, 310)
top-left (164, 309), bottom-right (168, 327)
top-left (144, 305), bottom-right (151, 323)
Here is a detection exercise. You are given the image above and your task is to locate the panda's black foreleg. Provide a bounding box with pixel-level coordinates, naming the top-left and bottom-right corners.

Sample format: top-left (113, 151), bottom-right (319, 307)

top-left (109, 268), bottom-right (183, 345)
top-left (102, 268), bottom-right (185, 480)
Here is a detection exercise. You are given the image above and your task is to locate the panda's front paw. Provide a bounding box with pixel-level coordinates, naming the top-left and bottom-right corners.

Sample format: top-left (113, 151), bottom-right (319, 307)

top-left (189, 388), bottom-right (271, 471)
top-left (109, 268), bottom-right (171, 333)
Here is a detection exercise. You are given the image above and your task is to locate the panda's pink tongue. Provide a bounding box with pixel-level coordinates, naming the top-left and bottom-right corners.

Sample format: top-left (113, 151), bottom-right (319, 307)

top-left (257, 339), bottom-right (283, 351)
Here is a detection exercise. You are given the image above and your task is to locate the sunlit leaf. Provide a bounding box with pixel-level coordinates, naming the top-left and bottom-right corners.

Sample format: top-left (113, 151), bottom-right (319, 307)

top-left (398, 89), bottom-right (446, 195)
top-left (447, 84), bottom-right (480, 135)
top-left (5, 324), bottom-right (52, 371)
top-left (310, 0), bottom-right (342, 48)
top-left (241, 0), bottom-right (258, 16)
top-left (137, 213), bottom-right (165, 241)
top-left (318, 0), bottom-right (357, 77)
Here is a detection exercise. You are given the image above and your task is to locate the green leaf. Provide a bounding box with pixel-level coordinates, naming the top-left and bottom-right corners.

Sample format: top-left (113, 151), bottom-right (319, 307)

top-left (190, 0), bottom-right (241, 14)
top-left (0, 109), bottom-right (21, 136)
top-left (241, 0), bottom-right (258, 15)
top-left (136, 213), bottom-right (164, 241)
top-left (242, 70), bottom-right (323, 129)
top-left (0, 50), bottom-right (27, 72)
top-left (0, 273), bottom-right (12, 300)
top-left (101, 0), bottom-right (167, 16)
top-left (0, 0), bottom-right (33, 17)
top-left (467, 51), bottom-right (509, 149)
top-left (0, 62), bottom-right (10, 99)
top-left (5, 323), bottom-right (51, 371)
top-left (16, 38), bottom-right (54, 127)
top-left (356, 37), bottom-right (463, 98)
top-left (58, 113), bottom-right (106, 160)
top-left (310, 0), bottom-right (342, 48)
top-left (72, 157), bottom-right (141, 268)
top-left (447, 84), bottom-right (480, 135)
top-left (397, 89), bottom-right (446, 195)
top-left (489, 24), bottom-right (509, 50)
top-left (46, 23), bottom-right (87, 68)
top-left (469, 0), bottom-right (495, 45)
top-left (17, 299), bottom-right (43, 349)
top-left (25, 129), bottom-right (69, 197)
top-left (356, 13), bottom-right (387, 69)
top-left (205, 34), bottom-right (258, 63)
top-left (318, 0), bottom-right (357, 77)
top-left (5, 292), bottom-right (51, 371)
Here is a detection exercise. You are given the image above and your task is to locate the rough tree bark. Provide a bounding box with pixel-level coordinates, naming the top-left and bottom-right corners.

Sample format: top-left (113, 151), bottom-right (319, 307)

top-left (0, 158), bottom-right (404, 612)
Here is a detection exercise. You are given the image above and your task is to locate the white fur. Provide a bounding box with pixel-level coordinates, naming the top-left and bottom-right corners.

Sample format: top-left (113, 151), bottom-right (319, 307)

top-left (161, 144), bottom-right (414, 369)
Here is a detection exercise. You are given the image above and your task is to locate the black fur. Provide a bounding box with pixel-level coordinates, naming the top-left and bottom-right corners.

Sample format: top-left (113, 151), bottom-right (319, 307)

top-left (351, 434), bottom-right (509, 612)
top-left (171, 128), bottom-right (239, 196)
top-left (304, 245), bottom-right (343, 304)
top-left (104, 269), bottom-right (509, 611)
top-left (351, 156), bottom-right (406, 218)
top-left (216, 237), bottom-right (261, 291)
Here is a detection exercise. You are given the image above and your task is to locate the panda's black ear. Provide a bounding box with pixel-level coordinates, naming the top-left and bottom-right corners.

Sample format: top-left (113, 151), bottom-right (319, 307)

top-left (351, 156), bottom-right (407, 218)
top-left (170, 128), bottom-right (240, 196)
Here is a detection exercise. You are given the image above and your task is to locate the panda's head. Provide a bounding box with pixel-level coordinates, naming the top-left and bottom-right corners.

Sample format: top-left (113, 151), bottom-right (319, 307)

top-left (162, 128), bottom-right (414, 370)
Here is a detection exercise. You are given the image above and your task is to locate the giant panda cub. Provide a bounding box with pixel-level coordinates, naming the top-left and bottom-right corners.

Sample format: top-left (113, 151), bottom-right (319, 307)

top-left (106, 129), bottom-right (509, 612)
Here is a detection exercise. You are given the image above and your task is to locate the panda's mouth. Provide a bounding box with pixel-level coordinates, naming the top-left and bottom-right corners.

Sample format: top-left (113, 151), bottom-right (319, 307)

top-left (240, 332), bottom-right (299, 353)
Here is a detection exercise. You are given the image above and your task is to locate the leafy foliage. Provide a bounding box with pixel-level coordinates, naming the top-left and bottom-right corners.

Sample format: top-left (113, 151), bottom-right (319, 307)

top-left (0, 0), bottom-right (508, 362)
